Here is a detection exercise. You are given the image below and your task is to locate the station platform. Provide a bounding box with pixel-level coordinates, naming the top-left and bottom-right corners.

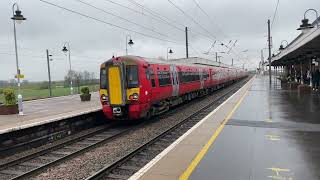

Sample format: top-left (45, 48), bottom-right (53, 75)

top-left (131, 75), bottom-right (320, 180)
top-left (0, 92), bottom-right (101, 134)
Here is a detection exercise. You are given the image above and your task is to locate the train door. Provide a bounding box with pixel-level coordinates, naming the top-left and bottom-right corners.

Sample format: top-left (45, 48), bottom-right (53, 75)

top-left (148, 66), bottom-right (157, 102)
top-left (170, 65), bottom-right (179, 96)
top-left (107, 64), bottom-right (126, 105)
top-left (200, 69), bottom-right (204, 89)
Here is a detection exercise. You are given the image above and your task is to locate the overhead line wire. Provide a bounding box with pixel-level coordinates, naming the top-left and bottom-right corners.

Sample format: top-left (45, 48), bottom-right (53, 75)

top-left (110, 0), bottom-right (216, 46)
top-left (191, 0), bottom-right (228, 39)
top-left (271, 0), bottom-right (280, 29)
top-left (103, 0), bottom-right (185, 32)
top-left (126, 0), bottom-right (187, 29)
top-left (39, 0), bottom-right (179, 44)
top-left (188, 0), bottom-right (248, 62)
top-left (75, 0), bottom-right (170, 39)
top-left (167, 0), bottom-right (217, 40)
top-left (105, 0), bottom-right (217, 48)
top-left (166, 0), bottom-right (241, 58)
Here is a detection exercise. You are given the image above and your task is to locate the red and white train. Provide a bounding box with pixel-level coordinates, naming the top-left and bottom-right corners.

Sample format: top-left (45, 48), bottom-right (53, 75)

top-left (99, 56), bottom-right (247, 120)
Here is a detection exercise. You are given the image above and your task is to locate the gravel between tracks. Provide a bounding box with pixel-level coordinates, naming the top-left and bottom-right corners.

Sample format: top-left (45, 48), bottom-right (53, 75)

top-left (30, 79), bottom-right (249, 180)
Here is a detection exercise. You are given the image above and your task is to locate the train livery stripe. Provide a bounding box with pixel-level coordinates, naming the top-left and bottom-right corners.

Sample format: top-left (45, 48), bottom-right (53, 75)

top-left (108, 67), bottom-right (123, 105)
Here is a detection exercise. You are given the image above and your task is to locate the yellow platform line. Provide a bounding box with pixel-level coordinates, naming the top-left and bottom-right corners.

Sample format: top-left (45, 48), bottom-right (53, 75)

top-left (179, 89), bottom-right (249, 180)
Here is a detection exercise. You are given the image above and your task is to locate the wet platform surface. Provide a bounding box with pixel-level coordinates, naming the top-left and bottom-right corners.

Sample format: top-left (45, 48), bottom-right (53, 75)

top-left (190, 76), bottom-right (320, 180)
top-left (0, 92), bottom-right (101, 134)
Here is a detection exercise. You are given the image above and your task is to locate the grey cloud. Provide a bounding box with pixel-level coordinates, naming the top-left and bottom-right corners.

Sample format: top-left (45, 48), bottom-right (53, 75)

top-left (0, 0), bottom-right (319, 81)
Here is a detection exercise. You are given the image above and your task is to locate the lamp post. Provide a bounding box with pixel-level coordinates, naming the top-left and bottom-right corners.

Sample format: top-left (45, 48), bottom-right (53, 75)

top-left (62, 42), bottom-right (73, 95)
top-left (125, 35), bottom-right (134, 55)
top-left (46, 50), bottom-right (53, 97)
top-left (11, 3), bottom-right (26, 116)
top-left (167, 47), bottom-right (173, 60)
top-left (279, 40), bottom-right (289, 51)
top-left (297, 9), bottom-right (319, 33)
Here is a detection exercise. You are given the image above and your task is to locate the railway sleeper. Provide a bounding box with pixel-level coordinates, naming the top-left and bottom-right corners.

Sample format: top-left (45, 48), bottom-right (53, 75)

top-left (106, 173), bottom-right (127, 180)
top-left (117, 165), bottom-right (141, 171)
top-left (1, 169), bottom-right (25, 175)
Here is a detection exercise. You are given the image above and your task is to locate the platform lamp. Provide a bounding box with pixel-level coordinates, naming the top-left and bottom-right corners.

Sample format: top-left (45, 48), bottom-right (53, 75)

top-left (167, 47), bottom-right (173, 60)
top-left (126, 35), bottom-right (134, 55)
top-left (11, 3), bottom-right (26, 116)
top-left (297, 9), bottom-right (319, 33)
top-left (62, 42), bottom-right (73, 95)
top-left (279, 40), bottom-right (289, 51)
top-left (273, 49), bottom-right (281, 56)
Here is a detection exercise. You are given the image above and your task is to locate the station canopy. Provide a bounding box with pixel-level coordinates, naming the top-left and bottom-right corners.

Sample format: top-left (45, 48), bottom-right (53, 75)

top-left (271, 17), bottom-right (320, 66)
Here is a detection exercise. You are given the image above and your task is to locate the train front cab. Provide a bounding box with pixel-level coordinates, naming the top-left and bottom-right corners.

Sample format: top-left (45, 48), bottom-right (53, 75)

top-left (99, 58), bottom-right (150, 120)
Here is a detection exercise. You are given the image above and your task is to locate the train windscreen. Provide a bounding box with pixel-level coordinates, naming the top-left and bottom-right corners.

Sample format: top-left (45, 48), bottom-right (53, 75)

top-left (126, 65), bottom-right (139, 88)
top-left (100, 68), bottom-right (107, 89)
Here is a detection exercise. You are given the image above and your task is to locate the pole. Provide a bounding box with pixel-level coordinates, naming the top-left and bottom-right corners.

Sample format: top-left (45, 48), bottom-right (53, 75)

top-left (300, 60), bottom-right (303, 84)
top-left (215, 52), bottom-right (218, 62)
top-left (12, 3), bottom-right (23, 115)
top-left (232, 58), bottom-right (233, 66)
top-left (46, 49), bottom-right (52, 97)
top-left (261, 49), bottom-right (264, 74)
top-left (68, 46), bottom-right (73, 95)
top-left (185, 27), bottom-right (189, 58)
top-left (125, 35), bottom-right (128, 55)
top-left (268, 19), bottom-right (272, 84)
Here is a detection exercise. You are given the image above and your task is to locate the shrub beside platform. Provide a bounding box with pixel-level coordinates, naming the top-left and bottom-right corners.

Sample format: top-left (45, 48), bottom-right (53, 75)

top-left (0, 104), bottom-right (18, 115)
top-left (1, 88), bottom-right (18, 115)
top-left (80, 86), bottom-right (91, 101)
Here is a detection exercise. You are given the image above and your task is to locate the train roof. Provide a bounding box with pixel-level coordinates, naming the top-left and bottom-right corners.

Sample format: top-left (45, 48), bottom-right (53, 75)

top-left (141, 56), bottom-right (241, 70)
top-left (104, 56), bottom-right (243, 71)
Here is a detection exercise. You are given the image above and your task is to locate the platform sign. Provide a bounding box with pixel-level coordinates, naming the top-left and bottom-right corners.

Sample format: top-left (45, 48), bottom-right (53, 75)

top-left (15, 74), bottom-right (25, 79)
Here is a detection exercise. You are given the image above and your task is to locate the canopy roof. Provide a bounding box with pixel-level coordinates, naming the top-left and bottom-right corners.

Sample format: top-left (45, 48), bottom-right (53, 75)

top-left (271, 17), bottom-right (320, 66)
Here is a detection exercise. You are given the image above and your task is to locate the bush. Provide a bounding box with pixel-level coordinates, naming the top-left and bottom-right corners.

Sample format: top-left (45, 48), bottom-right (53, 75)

top-left (0, 88), bottom-right (3, 95)
top-left (80, 86), bottom-right (90, 95)
top-left (4, 88), bottom-right (16, 106)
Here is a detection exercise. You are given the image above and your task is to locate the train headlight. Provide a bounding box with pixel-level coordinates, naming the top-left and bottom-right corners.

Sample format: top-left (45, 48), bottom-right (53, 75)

top-left (129, 93), bottom-right (139, 101)
top-left (101, 94), bottom-right (108, 101)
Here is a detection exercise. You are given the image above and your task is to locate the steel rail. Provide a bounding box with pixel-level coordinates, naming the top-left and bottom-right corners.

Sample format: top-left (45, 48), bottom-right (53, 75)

top-left (0, 123), bottom-right (131, 180)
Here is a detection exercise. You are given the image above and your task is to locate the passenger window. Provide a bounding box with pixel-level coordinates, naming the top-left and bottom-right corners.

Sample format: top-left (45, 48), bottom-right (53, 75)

top-left (157, 70), bottom-right (171, 86)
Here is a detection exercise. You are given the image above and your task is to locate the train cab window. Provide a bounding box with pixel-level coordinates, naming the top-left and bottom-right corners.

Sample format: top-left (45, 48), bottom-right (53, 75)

top-left (146, 68), bottom-right (150, 80)
top-left (126, 65), bottom-right (139, 88)
top-left (100, 68), bottom-right (107, 89)
top-left (157, 71), bottom-right (171, 86)
top-left (149, 68), bottom-right (156, 87)
top-left (203, 71), bottom-right (209, 80)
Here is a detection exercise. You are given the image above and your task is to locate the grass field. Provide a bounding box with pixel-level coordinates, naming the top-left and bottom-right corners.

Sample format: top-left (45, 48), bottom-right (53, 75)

top-left (0, 84), bottom-right (99, 103)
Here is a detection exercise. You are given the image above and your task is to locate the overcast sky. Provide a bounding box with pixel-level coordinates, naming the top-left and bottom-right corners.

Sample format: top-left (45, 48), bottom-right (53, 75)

top-left (1, 0), bottom-right (319, 81)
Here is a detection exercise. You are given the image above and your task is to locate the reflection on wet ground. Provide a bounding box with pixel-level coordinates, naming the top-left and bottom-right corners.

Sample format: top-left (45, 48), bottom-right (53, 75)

top-left (190, 75), bottom-right (320, 180)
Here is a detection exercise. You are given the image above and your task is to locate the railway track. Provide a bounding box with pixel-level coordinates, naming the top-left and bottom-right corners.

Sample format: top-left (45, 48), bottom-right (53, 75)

top-left (85, 77), bottom-right (250, 180)
top-left (0, 123), bottom-right (131, 180)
